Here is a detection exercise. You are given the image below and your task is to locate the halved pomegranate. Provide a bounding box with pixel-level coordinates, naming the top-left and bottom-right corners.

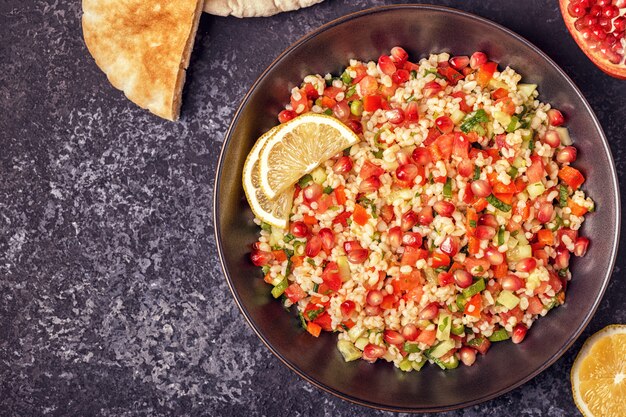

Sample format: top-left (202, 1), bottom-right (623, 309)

top-left (559, 0), bottom-right (626, 79)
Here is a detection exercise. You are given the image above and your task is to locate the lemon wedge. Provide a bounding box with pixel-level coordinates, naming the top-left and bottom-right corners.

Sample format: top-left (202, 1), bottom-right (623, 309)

top-left (571, 324), bottom-right (626, 417)
top-left (258, 113), bottom-right (360, 199)
top-left (242, 126), bottom-right (295, 229)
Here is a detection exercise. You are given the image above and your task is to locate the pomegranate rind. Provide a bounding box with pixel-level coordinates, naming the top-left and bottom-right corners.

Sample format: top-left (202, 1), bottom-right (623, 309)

top-left (558, 0), bottom-right (626, 79)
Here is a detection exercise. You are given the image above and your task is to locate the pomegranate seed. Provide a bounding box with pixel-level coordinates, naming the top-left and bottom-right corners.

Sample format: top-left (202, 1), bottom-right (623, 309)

top-left (440, 235), bottom-right (460, 256)
top-left (402, 232), bottom-right (423, 247)
top-left (547, 108), bottom-right (565, 126)
top-left (602, 4), bottom-right (619, 18)
top-left (412, 147), bottom-right (431, 165)
top-left (470, 52), bottom-right (487, 69)
top-left (502, 274), bottom-right (524, 291)
top-left (402, 324), bottom-right (419, 341)
top-left (614, 16), bottom-right (626, 32)
top-left (471, 180), bottom-right (492, 198)
top-left (380, 204), bottom-right (395, 223)
top-left (333, 156), bottom-right (353, 174)
top-left (438, 272), bottom-right (454, 286)
top-left (390, 46), bottom-right (409, 64)
top-left (556, 146), bottom-right (577, 164)
top-left (511, 324), bottom-right (528, 344)
top-left (401, 211), bottom-right (418, 231)
top-left (554, 249), bottom-right (570, 270)
top-left (475, 225), bottom-right (496, 240)
top-left (384, 329), bottom-right (405, 346)
top-left (479, 213), bottom-right (498, 228)
top-left (386, 108), bottom-right (405, 124)
top-left (454, 269), bottom-right (474, 288)
top-left (396, 163), bottom-right (418, 183)
top-left (364, 305), bottom-right (381, 316)
top-left (333, 100), bottom-right (351, 122)
top-left (433, 200), bottom-right (455, 217)
top-left (318, 228), bottom-right (335, 252)
top-left (574, 237), bottom-right (590, 257)
top-left (543, 130), bottom-right (561, 148)
top-left (378, 55), bottom-right (397, 75)
top-left (278, 109), bottom-right (296, 124)
top-left (387, 226), bottom-right (403, 248)
top-left (395, 149), bottom-right (412, 166)
top-left (485, 247), bottom-right (505, 265)
top-left (537, 203), bottom-right (554, 223)
top-left (303, 183), bottom-right (323, 203)
top-left (435, 115), bottom-right (454, 133)
top-left (516, 257), bottom-right (537, 272)
top-left (362, 343), bottom-right (387, 362)
top-left (359, 176), bottom-right (382, 194)
top-left (346, 119), bottom-right (363, 134)
top-left (250, 249), bottom-right (274, 266)
top-left (290, 221), bottom-right (309, 238)
top-left (419, 303), bottom-right (439, 320)
top-left (614, 0), bottom-right (626, 7)
top-left (392, 69), bottom-right (410, 84)
top-left (367, 289), bottom-right (384, 306)
top-left (459, 346), bottom-right (477, 366)
top-left (458, 160), bottom-right (474, 177)
top-left (340, 300), bottom-right (356, 317)
top-left (405, 101), bottom-right (420, 122)
top-left (449, 55), bottom-right (470, 70)
top-left (568, 1), bottom-right (589, 17)
top-left (343, 240), bottom-right (362, 252)
top-left (418, 206), bottom-right (434, 225)
top-left (305, 235), bottom-right (322, 257)
top-left (348, 248), bottom-right (369, 264)
top-left (423, 81), bottom-right (443, 98)
top-left (589, 5), bottom-right (602, 17)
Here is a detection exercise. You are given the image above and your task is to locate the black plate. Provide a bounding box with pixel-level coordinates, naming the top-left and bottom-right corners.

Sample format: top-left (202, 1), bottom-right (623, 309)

top-left (214, 5), bottom-right (619, 412)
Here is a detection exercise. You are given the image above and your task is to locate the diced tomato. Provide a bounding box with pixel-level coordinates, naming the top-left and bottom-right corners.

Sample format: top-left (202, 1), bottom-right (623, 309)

top-left (285, 283), bottom-right (307, 303)
top-left (476, 61), bottom-right (498, 87)
top-left (470, 337), bottom-right (491, 355)
top-left (492, 87), bottom-right (509, 100)
top-left (302, 82), bottom-right (319, 99)
top-left (316, 194), bottom-right (333, 214)
top-left (473, 197), bottom-right (489, 212)
top-left (334, 185), bottom-right (347, 205)
top-left (401, 247), bottom-right (428, 266)
top-left (405, 285), bottom-right (425, 303)
top-left (263, 272), bottom-right (273, 284)
top-left (536, 272), bottom-right (563, 295)
top-left (567, 198), bottom-right (588, 217)
top-left (465, 257), bottom-right (490, 275)
top-left (320, 96), bottom-right (336, 108)
top-left (353, 204), bottom-right (369, 226)
top-left (514, 177), bottom-right (527, 193)
top-left (492, 181), bottom-right (516, 194)
top-left (464, 294), bottom-right (482, 318)
top-left (380, 294), bottom-right (397, 310)
top-left (394, 269), bottom-right (424, 292)
top-left (467, 236), bottom-right (481, 255)
top-left (291, 255), bottom-right (304, 267)
top-left (499, 306), bottom-right (523, 324)
top-left (494, 192), bottom-right (513, 205)
top-left (379, 82), bottom-right (398, 98)
top-left (321, 262), bottom-right (342, 292)
top-left (451, 91), bottom-right (473, 113)
top-left (416, 329), bottom-right (437, 346)
top-left (362, 94), bottom-right (383, 112)
top-left (486, 278), bottom-right (501, 293)
top-left (359, 160), bottom-right (384, 178)
top-left (449, 261), bottom-right (464, 273)
top-left (525, 296), bottom-right (544, 315)
top-left (514, 200), bottom-right (531, 221)
top-left (323, 86), bottom-right (343, 100)
top-left (272, 250), bottom-right (287, 262)
top-left (495, 96), bottom-right (516, 115)
top-left (533, 248), bottom-right (549, 265)
top-left (466, 208), bottom-right (478, 236)
top-left (435, 133), bottom-right (454, 160)
top-left (492, 262), bottom-right (508, 279)
top-left (556, 228), bottom-right (578, 248)
top-left (306, 321), bottom-right (322, 337)
top-left (423, 127), bottom-right (441, 146)
top-left (332, 211), bottom-right (352, 227)
top-left (314, 312), bottom-right (333, 331)
top-left (430, 251), bottom-right (451, 268)
top-left (526, 156), bottom-right (545, 183)
top-left (453, 133), bottom-right (470, 158)
top-left (437, 65), bottom-right (464, 85)
top-left (349, 64), bottom-right (367, 83)
top-left (536, 229), bottom-right (554, 247)
top-left (303, 215), bottom-right (318, 225)
top-left (359, 75), bottom-right (379, 96)
top-left (558, 166), bottom-right (585, 189)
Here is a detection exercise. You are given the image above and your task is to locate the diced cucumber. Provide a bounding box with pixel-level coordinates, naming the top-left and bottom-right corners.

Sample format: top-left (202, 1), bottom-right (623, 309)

top-left (451, 324), bottom-right (465, 336)
top-left (506, 116), bottom-right (520, 133)
top-left (494, 111), bottom-right (512, 127)
top-left (462, 278), bottom-right (486, 299)
top-left (399, 358), bottom-right (413, 371)
top-left (432, 358), bottom-right (447, 370)
top-left (311, 166), bottom-right (327, 184)
top-left (517, 83), bottom-right (537, 98)
top-left (456, 294), bottom-right (467, 310)
top-left (488, 328), bottom-right (510, 342)
top-left (424, 267), bottom-right (438, 284)
top-left (348, 325), bottom-right (365, 342)
top-left (526, 181), bottom-right (546, 199)
top-left (507, 236), bottom-right (519, 250)
top-left (412, 358), bottom-right (427, 371)
top-left (388, 188), bottom-right (414, 202)
top-left (337, 340), bottom-right (362, 362)
top-left (556, 127), bottom-right (572, 146)
top-left (354, 337), bottom-right (369, 350)
top-left (512, 156), bottom-right (526, 168)
top-left (298, 174), bottom-right (313, 187)
top-left (520, 129), bottom-right (534, 142)
top-left (516, 231), bottom-right (529, 245)
top-left (526, 269), bottom-right (543, 291)
top-left (507, 244), bottom-right (532, 262)
top-left (403, 341), bottom-right (421, 353)
top-left (442, 355), bottom-right (459, 369)
top-left (486, 121), bottom-right (494, 139)
top-left (271, 277), bottom-right (288, 298)
top-left (488, 78), bottom-right (508, 90)
top-left (337, 256), bottom-right (351, 282)
top-left (436, 312), bottom-right (452, 341)
top-left (427, 339), bottom-right (455, 359)
top-left (270, 274), bottom-right (284, 286)
top-left (450, 109), bottom-right (466, 125)
top-left (497, 290), bottom-right (520, 309)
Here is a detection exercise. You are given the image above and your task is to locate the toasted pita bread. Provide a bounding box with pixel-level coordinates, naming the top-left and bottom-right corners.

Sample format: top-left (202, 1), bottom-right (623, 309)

top-left (204, 0), bottom-right (323, 18)
top-left (82, 0), bottom-right (203, 121)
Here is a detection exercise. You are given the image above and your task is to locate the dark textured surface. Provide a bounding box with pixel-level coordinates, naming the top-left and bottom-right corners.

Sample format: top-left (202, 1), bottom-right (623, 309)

top-left (0, 1), bottom-right (624, 416)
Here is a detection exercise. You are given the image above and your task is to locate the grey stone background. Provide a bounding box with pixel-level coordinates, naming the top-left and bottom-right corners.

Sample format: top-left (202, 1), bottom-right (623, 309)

top-left (1, 0), bottom-right (624, 416)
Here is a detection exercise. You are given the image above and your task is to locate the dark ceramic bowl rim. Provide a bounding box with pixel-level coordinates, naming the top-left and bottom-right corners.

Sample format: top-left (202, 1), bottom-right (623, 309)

top-left (213, 4), bottom-right (620, 412)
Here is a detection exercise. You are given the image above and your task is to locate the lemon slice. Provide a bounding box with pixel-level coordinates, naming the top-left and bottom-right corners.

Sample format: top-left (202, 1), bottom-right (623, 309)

top-left (571, 324), bottom-right (626, 417)
top-left (243, 126), bottom-right (295, 229)
top-left (258, 113), bottom-right (360, 199)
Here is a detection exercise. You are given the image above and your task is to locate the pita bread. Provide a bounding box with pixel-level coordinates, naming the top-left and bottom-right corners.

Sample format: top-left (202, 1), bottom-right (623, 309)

top-left (204, 0), bottom-right (323, 18)
top-left (82, 0), bottom-right (203, 121)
